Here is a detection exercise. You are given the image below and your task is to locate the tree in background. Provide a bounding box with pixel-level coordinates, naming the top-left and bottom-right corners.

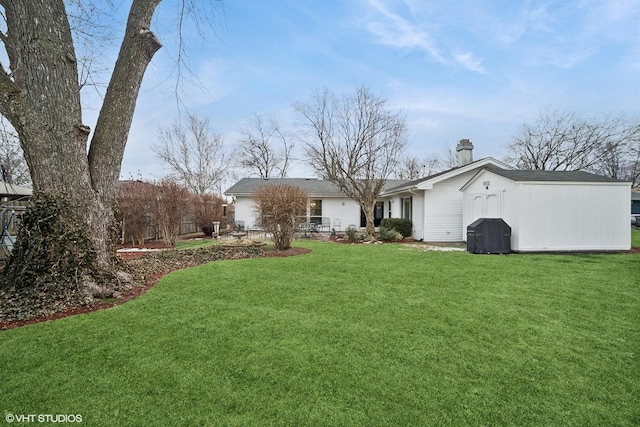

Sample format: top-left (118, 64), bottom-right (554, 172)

top-left (153, 113), bottom-right (229, 195)
top-left (441, 146), bottom-right (460, 169)
top-left (253, 184), bottom-right (307, 250)
top-left (0, 118), bottom-right (30, 186)
top-left (393, 154), bottom-right (443, 180)
top-left (236, 114), bottom-right (293, 178)
top-left (296, 86), bottom-right (407, 236)
top-left (506, 110), bottom-right (640, 186)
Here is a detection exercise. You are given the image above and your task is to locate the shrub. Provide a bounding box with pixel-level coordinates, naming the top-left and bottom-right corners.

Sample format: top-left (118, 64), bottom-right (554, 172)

top-left (345, 226), bottom-right (359, 242)
top-left (153, 180), bottom-right (192, 246)
top-left (253, 184), bottom-right (308, 250)
top-left (116, 180), bottom-right (156, 245)
top-left (380, 218), bottom-right (412, 237)
top-left (378, 226), bottom-right (402, 242)
top-left (192, 193), bottom-right (226, 236)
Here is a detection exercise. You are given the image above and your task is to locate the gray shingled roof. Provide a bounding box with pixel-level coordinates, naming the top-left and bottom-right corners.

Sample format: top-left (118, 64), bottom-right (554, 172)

top-left (225, 178), bottom-right (342, 196)
top-left (383, 157), bottom-right (511, 193)
top-left (225, 178), bottom-right (411, 197)
top-left (480, 165), bottom-right (627, 183)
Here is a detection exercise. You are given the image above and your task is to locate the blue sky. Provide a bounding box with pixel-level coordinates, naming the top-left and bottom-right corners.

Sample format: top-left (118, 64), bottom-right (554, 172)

top-left (112, 0), bottom-right (640, 182)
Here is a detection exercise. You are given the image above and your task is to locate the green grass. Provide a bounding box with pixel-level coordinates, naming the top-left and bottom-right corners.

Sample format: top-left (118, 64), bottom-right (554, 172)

top-left (1, 240), bottom-right (639, 426)
top-left (632, 228), bottom-right (640, 247)
top-left (174, 237), bottom-right (269, 250)
top-left (174, 237), bottom-right (219, 250)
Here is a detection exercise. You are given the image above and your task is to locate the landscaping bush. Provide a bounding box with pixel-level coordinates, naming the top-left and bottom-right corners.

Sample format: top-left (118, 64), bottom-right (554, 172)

top-left (253, 184), bottom-right (308, 250)
top-left (192, 193), bottom-right (226, 237)
top-left (125, 245), bottom-right (265, 284)
top-left (116, 180), bottom-right (156, 245)
top-left (380, 218), bottom-right (412, 237)
top-left (153, 180), bottom-right (192, 246)
top-left (345, 226), bottom-right (359, 242)
top-left (378, 226), bottom-right (402, 242)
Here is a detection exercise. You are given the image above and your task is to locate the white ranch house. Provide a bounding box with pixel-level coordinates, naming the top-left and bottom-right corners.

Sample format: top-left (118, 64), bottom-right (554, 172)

top-left (225, 140), bottom-right (632, 252)
top-left (225, 156), bottom-right (511, 242)
top-left (224, 177), bottom-right (406, 233)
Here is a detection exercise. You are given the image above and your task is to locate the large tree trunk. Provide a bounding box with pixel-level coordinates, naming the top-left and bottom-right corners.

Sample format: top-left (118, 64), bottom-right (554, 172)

top-left (0, 0), bottom-right (162, 282)
top-left (362, 202), bottom-right (376, 237)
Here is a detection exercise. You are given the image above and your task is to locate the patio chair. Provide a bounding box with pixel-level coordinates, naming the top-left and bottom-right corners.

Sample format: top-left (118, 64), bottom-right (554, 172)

top-left (321, 217), bottom-right (331, 232)
top-left (298, 222), bottom-right (318, 238)
top-left (332, 218), bottom-right (342, 232)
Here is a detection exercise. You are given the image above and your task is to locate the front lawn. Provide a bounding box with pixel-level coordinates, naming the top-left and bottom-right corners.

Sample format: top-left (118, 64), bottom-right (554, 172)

top-left (1, 241), bottom-right (638, 426)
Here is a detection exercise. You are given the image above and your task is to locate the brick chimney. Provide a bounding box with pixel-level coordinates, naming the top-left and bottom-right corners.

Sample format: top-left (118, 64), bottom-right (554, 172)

top-left (456, 138), bottom-right (474, 166)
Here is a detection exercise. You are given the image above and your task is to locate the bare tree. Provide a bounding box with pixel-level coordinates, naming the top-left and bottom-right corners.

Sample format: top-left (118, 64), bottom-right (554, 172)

top-left (0, 118), bottom-right (30, 186)
top-left (235, 114), bottom-right (293, 178)
top-left (0, 1), bottom-right (221, 297)
top-left (442, 145), bottom-right (459, 169)
top-left (295, 86), bottom-right (407, 236)
top-left (626, 142), bottom-right (640, 188)
top-left (253, 184), bottom-right (307, 250)
top-left (393, 154), bottom-right (443, 179)
top-left (506, 110), bottom-right (640, 185)
top-left (153, 113), bottom-right (229, 195)
top-left (596, 119), bottom-right (640, 187)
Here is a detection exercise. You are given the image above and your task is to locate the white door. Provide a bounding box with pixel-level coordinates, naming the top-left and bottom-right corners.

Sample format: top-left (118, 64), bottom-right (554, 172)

top-left (471, 192), bottom-right (502, 219)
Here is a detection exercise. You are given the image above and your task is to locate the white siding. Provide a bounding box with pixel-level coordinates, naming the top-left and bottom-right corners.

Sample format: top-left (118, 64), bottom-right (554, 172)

top-left (234, 195), bottom-right (361, 232)
top-left (321, 198), bottom-right (361, 231)
top-left (462, 170), bottom-right (631, 251)
top-left (423, 171), bottom-right (477, 241)
top-left (389, 196), bottom-right (402, 218)
top-left (516, 183), bottom-right (630, 251)
top-left (411, 193), bottom-right (424, 239)
top-left (234, 197), bottom-right (258, 228)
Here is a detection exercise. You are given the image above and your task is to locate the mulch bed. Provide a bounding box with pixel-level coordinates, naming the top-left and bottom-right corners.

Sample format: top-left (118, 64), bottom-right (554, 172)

top-left (0, 245), bottom-right (310, 331)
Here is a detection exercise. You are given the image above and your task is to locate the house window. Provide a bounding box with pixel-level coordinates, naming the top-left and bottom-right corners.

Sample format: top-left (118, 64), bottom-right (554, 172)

top-left (402, 197), bottom-right (412, 220)
top-left (309, 199), bottom-right (322, 224)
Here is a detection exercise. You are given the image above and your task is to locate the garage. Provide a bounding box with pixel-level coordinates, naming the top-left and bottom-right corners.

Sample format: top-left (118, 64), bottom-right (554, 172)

top-left (461, 167), bottom-right (631, 252)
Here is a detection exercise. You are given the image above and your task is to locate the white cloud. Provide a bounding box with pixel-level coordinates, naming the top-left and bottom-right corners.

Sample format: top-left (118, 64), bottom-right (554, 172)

top-left (358, 0), bottom-right (446, 63)
top-left (453, 52), bottom-right (487, 74)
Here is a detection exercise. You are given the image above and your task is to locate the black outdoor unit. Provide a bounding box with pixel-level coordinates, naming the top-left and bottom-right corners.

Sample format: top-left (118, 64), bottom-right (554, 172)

top-left (466, 218), bottom-right (511, 254)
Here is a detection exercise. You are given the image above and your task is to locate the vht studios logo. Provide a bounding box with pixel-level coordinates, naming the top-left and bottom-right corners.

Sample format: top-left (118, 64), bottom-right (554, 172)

top-left (5, 413), bottom-right (83, 423)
